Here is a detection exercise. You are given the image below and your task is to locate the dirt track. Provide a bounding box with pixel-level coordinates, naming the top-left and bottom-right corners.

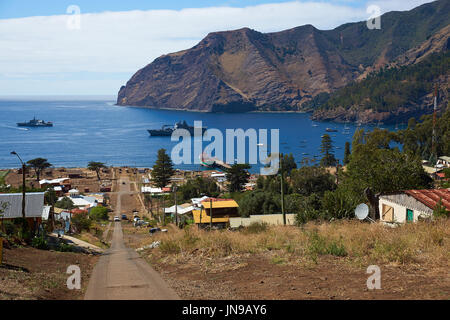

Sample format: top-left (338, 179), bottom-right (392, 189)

top-left (84, 176), bottom-right (179, 300)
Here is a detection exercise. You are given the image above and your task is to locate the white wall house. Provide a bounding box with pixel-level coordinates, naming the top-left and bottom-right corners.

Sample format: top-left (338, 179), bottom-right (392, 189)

top-left (379, 189), bottom-right (449, 224)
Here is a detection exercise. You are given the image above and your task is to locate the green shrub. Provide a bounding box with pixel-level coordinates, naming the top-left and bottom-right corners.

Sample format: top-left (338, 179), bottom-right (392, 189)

top-left (159, 239), bottom-right (180, 254)
top-left (326, 240), bottom-right (348, 257)
top-left (90, 206), bottom-right (109, 221)
top-left (31, 235), bottom-right (48, 250)
top-left (57, 242), bottom-right (75, 252)
top-left (244, 222), bottom-right (268, 234)
top-left (307, 231), bottom-right (347, 258)
top-left (72, 212), bottom-right (92, 232)
top-left (3, 220), bottom-right (18, 235)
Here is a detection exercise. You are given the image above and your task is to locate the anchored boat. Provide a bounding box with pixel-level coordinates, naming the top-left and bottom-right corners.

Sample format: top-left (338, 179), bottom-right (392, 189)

top-left (17, 117), bottom-right (53, 127)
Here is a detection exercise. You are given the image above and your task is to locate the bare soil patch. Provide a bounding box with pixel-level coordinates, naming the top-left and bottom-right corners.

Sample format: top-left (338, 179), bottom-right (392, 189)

top-left (0, 246), bottom-right (98, 300)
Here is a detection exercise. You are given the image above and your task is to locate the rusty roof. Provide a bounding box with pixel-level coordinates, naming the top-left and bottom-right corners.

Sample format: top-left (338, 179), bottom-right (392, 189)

top-left (404, 189), bottom-right (450, 211)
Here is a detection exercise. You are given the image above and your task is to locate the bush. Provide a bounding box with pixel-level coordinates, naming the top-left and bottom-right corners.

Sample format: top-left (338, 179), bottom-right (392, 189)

top-left (307, 231), bottom-right (347, 258)
top-left (31, 235), bottom-right (48, 250)
top-left (321, 186), bottom-right (361, 220)
top-left (57, 242), bottom-right (75, 252)
top-left (3, 220), bottom-right (18, 235)
top-left (72, 212), bottom-right (92, 232)
top-left (159, 239), bottom-right (181, 254)
top-left (90, 206), bottom-right (109, 221)
top-left (55, 196), bottom-right (75, 210)
top-left (295, 194), bottom-right (322, 225)
top-left (244, 222), bottom-right (268, 234)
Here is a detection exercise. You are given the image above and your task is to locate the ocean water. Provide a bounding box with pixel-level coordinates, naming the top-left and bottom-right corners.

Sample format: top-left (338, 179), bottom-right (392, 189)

top-left (0, 98), bottom-right (400, 173)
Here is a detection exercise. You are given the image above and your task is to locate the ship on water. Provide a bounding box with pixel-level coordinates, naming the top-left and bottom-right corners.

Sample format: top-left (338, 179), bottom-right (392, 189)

top-left (17, 117), bottom-right (53, 127)
top-left (147, 120), bottom-right (206, 136)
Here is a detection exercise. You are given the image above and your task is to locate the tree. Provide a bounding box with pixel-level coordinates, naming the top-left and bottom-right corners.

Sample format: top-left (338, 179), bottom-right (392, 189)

top-left (343, 142), bottom-right (351, 165)
top-left (87, 161), bottom-right (106, 180)
top-left (152, 149), bottom-right (174, 188)
top-left (55, 196), bottom-right (75, 210)
top-left (90, 206), bottom-right (109, 221)
top-left (44, 188), bottom-right (57, 206)
top-left (344, 140), bottom-right (433, 196)
top-left (320, 134), bottom-right (336, 167)
top-left (226, 164), bottom-right (251, 192)
top-left (290, 166), bottom-right (336, 196)
top-left (27, 158), bottom-right (51, 181)
top-left (179, 177), bottom-right (219, 201)
top-left (71, 212), bottom-right (92, 232)
top-left (280, 153), bottom-right (297, 176)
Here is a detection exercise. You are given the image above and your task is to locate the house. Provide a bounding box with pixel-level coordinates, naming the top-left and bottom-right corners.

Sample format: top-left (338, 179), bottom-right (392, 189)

top-left (210, 172), bottom-right (227, 183)
top-left (67, 169), bottom-right (83, 179)
top-left (39, 178), bottom-right (71, 193)
top-left (379, 188), bottom-right (449, 223)
top-left (437, 156), bottom-right (450, 168)
top-left (191, 196), bottom-right (209, 208)
top-left (141, 186), bottom-right (162, 194)
top-left (58, 189), bottom-right (98, 210)
top-left (0, 192), bottom-right (46, 229)
top-left (165, 203), bottom-right (195, 222)
top-left (193, 198), bottom-right (240, 228)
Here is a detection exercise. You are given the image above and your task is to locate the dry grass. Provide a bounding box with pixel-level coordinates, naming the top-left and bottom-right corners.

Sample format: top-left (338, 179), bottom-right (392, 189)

top-left (143, 219), bottom-right (449, 268)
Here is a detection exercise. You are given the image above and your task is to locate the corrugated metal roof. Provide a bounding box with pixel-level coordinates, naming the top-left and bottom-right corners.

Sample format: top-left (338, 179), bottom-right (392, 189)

top-left (201, 199), bottom-right (239, 209)
top-left (0, 192), bottom-right (45, 218)
top-left (404, 189), bottom-right (450, 211)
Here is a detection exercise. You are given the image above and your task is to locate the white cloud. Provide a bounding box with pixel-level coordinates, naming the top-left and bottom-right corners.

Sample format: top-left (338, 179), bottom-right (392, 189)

top-left (0, 0), bottom-right (435, 94)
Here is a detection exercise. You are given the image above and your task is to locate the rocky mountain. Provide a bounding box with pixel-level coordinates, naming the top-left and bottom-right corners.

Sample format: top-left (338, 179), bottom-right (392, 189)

top-left (117, 0), bottom-right (450, 116)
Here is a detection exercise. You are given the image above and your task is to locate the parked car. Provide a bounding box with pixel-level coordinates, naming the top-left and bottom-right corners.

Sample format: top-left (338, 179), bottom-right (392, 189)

top-left (114, 216), bottom-right (120, 222)
top-left (149, 227), bottom-right (161, 234)
top-left (121, 214), bottom-right (128, 220)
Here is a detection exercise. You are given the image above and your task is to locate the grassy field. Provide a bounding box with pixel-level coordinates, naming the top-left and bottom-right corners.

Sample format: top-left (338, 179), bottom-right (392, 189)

top-left (144, 219), bottom-right (449, 267)
top-left (135, 219), bottom-right (449, 299)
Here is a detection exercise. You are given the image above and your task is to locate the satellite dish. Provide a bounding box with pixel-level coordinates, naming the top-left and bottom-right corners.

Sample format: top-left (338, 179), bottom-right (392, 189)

top-left (355, 203), bottom-right (369, 220)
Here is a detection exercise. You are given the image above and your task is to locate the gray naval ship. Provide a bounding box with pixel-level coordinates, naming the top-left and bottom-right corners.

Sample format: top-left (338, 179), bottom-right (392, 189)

top-left (17, 117), bottom-right (53, 127)
top-left (148, 121), bottom-right (206, 136)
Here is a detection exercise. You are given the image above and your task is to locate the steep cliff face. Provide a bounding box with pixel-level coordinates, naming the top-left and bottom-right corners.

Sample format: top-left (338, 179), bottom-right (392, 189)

top-left (117, 0), bottom-right (450, 114)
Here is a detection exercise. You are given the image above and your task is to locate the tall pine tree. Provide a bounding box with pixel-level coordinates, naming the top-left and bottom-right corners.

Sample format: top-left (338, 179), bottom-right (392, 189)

top-left (152, 149), bottom-right (174, 188)
top-left (343, 142), bottom-right (351, 165)
top-left (320, 134), bottom-right (336, 167)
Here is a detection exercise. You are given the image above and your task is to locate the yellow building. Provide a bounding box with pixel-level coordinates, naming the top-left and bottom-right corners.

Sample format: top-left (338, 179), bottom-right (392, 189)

top-left (193, 198), bottom-right (239, 227)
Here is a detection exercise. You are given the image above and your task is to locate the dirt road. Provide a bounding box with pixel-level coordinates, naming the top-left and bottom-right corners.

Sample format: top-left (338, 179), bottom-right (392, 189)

top-left (84, 176), bottom-right (179, 300)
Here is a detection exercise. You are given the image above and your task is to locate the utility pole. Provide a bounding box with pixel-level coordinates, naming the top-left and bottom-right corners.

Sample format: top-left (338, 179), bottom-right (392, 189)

top-left (209, 198), bottom-right (213, 230)
top-left (11, 151), bottom-right (27, 232)
top-left (174, 185), bottom-right (178, 227)
top-left (430, 84), bottom-right (438, 165)
top-left (280, 154), bottom-right (286, 225)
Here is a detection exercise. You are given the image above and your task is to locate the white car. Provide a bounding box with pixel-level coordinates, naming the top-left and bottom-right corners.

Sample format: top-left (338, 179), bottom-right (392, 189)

top-left (114, 216), bottom-right (120, 222)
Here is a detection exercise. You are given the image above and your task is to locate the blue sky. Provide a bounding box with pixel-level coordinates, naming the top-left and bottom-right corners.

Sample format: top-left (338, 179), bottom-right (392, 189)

top-left (0, 0), bottom-right (435, 95)
top-left (0, 0), bottom-right (366, 19)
